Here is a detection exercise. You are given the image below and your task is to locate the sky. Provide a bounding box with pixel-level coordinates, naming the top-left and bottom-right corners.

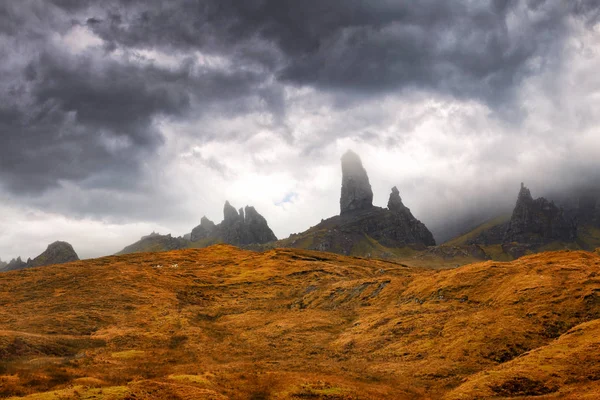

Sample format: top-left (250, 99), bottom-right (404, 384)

top-left (1, 0), bottom-right (600, 260)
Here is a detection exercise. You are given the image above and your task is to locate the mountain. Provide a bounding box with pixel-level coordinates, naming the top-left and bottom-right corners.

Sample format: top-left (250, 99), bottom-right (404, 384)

top-left (0, 241), bottom-right (79, 272)
top-left (271, 150), bottom-right (435, 256)
top-left (1, 245), bottom-right (599, 399)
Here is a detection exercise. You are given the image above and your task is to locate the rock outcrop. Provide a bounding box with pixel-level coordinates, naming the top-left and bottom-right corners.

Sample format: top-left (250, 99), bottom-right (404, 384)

top-left (0, 258), bottom-right (6, 271)
top-left (3, 257), bottom-right (27, 271)
top-left (276, 151), bottom-right (435, 256)
top-left (1, 242), bottom-right (80, 272)
top-left (190, 202), bottom-right (277, 246)
top-left (340, 150), bottom-right (373, 214)
top-left (119, 203), bottom-right (277, 255)
top-left (504, 183), bottom-right (577, 244)
top-left (190, 216), bottom-right (217, 242)
top-left (387, 186), bottom-right (408, 213)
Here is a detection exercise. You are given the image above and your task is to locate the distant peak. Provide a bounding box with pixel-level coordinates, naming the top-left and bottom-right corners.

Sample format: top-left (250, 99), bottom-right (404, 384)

top-left (517, 183), bottom-right (533, 202)
top-left (223, 200), bottom-right (239, 222)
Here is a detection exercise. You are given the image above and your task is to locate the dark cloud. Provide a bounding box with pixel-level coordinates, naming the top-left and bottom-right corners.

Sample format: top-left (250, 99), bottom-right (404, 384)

top-left (0, 1), bottom-right (282, 195)
top-left (72, 0), bottom-right (593, 106)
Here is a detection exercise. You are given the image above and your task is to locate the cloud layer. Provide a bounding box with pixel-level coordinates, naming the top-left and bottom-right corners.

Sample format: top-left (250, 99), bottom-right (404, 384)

top-left (1, 0), bottom-right (599, 259)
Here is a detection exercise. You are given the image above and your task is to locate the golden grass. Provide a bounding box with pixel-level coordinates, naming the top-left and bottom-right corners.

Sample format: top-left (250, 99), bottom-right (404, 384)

top-left (1, 245), bottom-right (599, 399)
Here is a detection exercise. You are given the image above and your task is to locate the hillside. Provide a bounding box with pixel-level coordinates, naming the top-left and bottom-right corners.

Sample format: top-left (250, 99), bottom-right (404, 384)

top-left (1, 246), bottom-right (600, 399)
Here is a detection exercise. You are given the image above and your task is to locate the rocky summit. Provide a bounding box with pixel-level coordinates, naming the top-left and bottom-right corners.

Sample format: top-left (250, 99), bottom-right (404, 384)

top-left (28, 241), bottom-right (80, 268)
top-left (340, 150), bottom-right (373, 214)
top-left (190, 202), bottom-right (277, 246)
top-left (276, 151), bottom-right (435, 256)
top-left (504, 183), bottom-right (577, 244)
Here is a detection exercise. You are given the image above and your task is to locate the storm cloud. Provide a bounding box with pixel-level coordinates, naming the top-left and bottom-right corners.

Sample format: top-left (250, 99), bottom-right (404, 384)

top-left (0, 0), bottom-right (599, 259)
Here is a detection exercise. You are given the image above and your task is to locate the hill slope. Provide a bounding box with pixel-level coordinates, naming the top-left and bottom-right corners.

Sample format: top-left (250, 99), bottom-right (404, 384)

top-left (1, 246), bottom-right (600, 399)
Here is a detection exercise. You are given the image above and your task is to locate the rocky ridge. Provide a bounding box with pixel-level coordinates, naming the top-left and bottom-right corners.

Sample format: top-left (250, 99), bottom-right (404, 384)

top-left (504, 183), bottom-right (577, 244)
top-left (117, 202), bottom-right (277, 255)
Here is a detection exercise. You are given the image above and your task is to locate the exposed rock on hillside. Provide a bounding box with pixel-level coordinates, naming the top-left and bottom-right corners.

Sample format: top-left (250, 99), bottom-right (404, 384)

top-left (190, 202), bottom-right (277, 246)
top-left (3, 257), bottom-right (27, 272)
top-left (340, 150), bottom-right (373, 214)
top-left (504, 183), bottom-right (576, 244)
top-left (387, 186), bottom-right (407, 213)
top-left (119, 203), bottom-right (277, 255)
top-left (190, 216), bottom-right (217, 242)
top-left (0, 258), bottom-right (6, 270)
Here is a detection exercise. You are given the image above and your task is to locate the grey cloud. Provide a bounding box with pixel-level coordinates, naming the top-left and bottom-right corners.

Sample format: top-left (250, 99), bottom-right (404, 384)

top-left (72, 0), bottom-right (596, 108)
top-left (0, 1), bottom-right (284, 196)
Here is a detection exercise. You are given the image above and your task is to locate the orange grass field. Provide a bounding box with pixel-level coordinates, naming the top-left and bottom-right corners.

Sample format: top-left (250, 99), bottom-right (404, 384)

top-left (1, 245), bottom-right (600, 399)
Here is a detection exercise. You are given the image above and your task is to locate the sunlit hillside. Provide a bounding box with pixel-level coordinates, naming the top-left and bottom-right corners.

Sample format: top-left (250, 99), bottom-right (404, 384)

top-left (1, 245), bottom-right (600, 399)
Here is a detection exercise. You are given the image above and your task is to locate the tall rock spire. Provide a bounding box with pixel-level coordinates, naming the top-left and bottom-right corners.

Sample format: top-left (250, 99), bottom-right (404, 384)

top-left (340, 150), bottom-right (373, 215)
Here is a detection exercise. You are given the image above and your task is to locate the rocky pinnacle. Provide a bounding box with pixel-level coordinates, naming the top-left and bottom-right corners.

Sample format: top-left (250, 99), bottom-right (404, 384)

top-left (340, 150), bottom-right (373, 215)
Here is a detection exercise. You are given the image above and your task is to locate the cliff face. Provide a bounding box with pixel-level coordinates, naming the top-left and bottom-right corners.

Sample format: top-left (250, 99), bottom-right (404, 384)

top-left (190, 203), bottom-right (277, 246)
top-left (504, 183), bottom-right (577, 244)
top-left (340, 150), bottom-right (373, 214)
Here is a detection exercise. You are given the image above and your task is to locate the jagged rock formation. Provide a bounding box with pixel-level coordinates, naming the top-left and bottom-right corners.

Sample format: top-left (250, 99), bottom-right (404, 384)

top-left (504, 183), bottom-right (576, 244)
top-left (340, 150), bottom-right (373, 214)
top-left (2, 257), bottom-right (27, 272)
top-left (387, 186), bottom-right (407, 213)
top-left (273, 151), bottom-right (435, 256)
top-left (0, 258), bottom-right (6, 271)
top-left (1, 242), bottom-right (79, 272)
top-left (190, 216), bottom-right (217, 242)
top-left (190, 203), bottom-right (277, 246)
top-left (118, 203), bottom-right (277, 255)
top-left (117, 233), bottom-right (188, 255)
